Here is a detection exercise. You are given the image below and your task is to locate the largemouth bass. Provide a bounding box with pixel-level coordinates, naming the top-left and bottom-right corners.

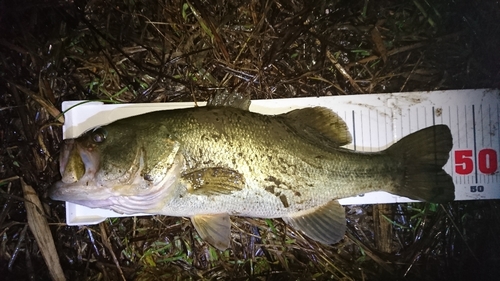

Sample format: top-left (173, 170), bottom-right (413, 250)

top-left (50, 95), bottom-right (455, 250)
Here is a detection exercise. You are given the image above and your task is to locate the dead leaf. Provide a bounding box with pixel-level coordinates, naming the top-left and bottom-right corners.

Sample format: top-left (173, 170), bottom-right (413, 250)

top-left (370, 26), bottom-right (387, 63)
top-left (21, 179), bottom-right (66, 281)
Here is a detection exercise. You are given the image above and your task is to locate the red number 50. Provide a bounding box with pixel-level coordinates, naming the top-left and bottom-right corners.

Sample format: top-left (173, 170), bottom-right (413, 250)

top-left (455, 149), bottom-right (498, 175)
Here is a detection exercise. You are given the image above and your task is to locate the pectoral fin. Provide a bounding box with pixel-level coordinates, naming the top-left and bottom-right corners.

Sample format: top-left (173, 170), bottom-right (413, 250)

top-left (191, 214), bottom-right (231, 250)
top-left (182, 167), bottom-right (245, 196)
top-left (283, 200), bottom-right (346, 244)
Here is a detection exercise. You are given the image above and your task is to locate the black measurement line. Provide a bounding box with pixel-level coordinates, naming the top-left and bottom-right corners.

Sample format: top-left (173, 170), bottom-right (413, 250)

top-left (480, 104), bottom-right (484, 184)
top-left (432, 106), bottom-right (435, 125)
top-left (352, 110), bottom-right (356, 151)
top-left (465, 105), bottom-right (468, 148)
top-left (497, 103), bottom-right (500, 183)
top-left (376, 110), bottom-right (379, 149)
top-left (489, 104), bottom-right (493, 147)
top-left (472, 104), bottom-right (478, 184)
top-left (385, 109), bottom-right (388, 148)
top-left (449, 106), bottom-right (454, 179)
top-left (431, 106), bottom-right (438, 174)
top-left (368, 110), bottom-right (372, 151)
top-left (408, 108), bottom-right (411, 133)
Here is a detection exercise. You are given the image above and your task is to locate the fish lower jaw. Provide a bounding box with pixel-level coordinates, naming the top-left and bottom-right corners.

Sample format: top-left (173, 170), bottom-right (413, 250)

top-left (50, 179), bottom-right (110, 202)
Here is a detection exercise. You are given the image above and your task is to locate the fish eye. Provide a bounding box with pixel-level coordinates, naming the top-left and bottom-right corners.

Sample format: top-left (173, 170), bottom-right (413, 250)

top-left (91, 128), bottom-right (107, 143)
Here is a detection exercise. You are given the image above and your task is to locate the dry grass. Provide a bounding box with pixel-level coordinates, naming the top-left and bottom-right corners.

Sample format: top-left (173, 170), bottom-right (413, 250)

top-left (1, 0), bottom-right (500, 280)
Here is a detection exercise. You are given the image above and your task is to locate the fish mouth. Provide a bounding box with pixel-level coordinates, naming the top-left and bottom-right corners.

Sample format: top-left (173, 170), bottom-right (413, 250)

top-left (58, 140), bottom-right (85, 184)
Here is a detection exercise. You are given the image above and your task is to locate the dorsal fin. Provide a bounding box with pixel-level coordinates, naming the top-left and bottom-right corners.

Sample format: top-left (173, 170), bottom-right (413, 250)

top-left (281, 107), bottom-right (352, 147)
top-left (207, 91), bottom-right (250, 111)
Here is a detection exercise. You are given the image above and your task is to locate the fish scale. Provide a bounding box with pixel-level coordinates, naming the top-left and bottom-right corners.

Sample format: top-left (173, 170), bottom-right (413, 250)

top-left (158, 108), bottom-right (395, 210)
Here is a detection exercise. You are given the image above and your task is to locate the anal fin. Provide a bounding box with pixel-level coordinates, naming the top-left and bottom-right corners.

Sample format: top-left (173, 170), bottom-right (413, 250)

top-left (283, 200), bottom-right (346, 245)
top-left (191, 214), bottom-right (231, 250)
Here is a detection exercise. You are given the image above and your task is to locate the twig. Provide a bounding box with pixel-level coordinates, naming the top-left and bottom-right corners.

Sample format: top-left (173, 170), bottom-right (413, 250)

top-left (326, 50), bottom-right (364, 94)
top-left (11, 83), bottom-right (64, 123)
top-left (99, 223), bottom-right (127, 281)
top-left (400, 53), bottom-right (424, 92)
top-left (0, 176), bottom-right (20, 185)
top-left (347, 42), bottom-right (428, 68)
top-left (440, 204), bottom-right (481, 264)
top-left (346, 231), bottom-right (395, 275)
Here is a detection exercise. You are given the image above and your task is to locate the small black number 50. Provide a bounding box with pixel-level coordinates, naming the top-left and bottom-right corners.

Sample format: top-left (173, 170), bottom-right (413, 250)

top-left (470, 185), bottom-right (484, 192)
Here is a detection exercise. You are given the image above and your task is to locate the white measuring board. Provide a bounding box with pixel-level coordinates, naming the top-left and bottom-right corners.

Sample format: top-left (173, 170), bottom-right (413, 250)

top-left (60, 89), bottom-right (500, 225)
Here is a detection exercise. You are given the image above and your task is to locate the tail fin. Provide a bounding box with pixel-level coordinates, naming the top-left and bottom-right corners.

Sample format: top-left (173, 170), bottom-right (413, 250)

top-left (386, 125), bottom-right (455, 203)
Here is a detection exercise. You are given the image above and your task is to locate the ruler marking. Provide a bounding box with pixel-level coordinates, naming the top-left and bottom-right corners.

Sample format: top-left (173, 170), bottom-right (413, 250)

top-left (456, 106), bottom-right (460, 149)
top-left (352, 110), bottom-right (356, 151)
top-left (449, 105), bottom-right (454, 179)
top-left (416, 107), bottom-right (420, 130)
top-left (432, 106), bottom-right (435, 126)
top-left (400, 110), bottom-right (403, 141)
top-left (483, 104), bottom-right (487, 184)
top-left (472, 104), bottom-right (478, 184)
top-left (489, 103), bottom-right (493, 147)
top-left (359, 109), bottom-right (366, 151)
top-left (460, 105), bottom-right (467, 185)
top-left (425, 106), bottom-right (428, 127)
top-left (481, 104), bottom-right (484, 147)
top-left (368, 110), bottom-right (372, 151)
top-left (497, 102), bottom-right (500, 183)
top-left (407, 108), bottom-right (410, 134)
top-left (376, 109), bottom-right (379, 148)
top-left (420, 107), bottom-right (423, 128)
top-left (465, 105), bottom-right (468, 148)
top-left (385, 109), bottom-right (388, 149)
